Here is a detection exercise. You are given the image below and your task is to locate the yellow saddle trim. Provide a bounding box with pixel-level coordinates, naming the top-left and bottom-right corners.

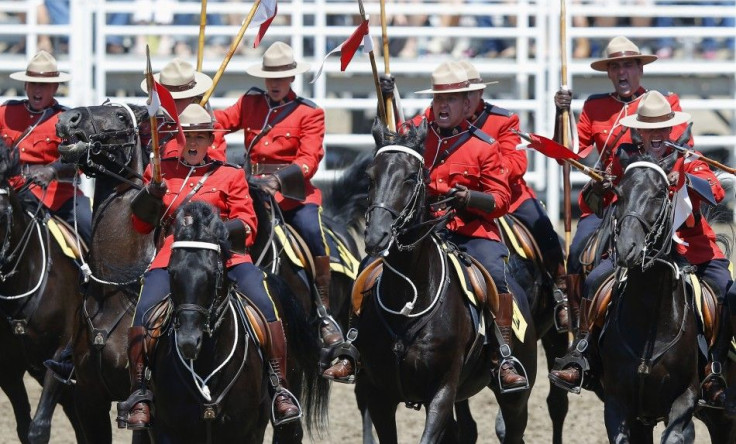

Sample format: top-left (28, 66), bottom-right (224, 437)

top-left (327, 227), bottom-right (360, 279)
top-left (447, 252), bottom-right (478, 306)
top-left (691, 272), bottom-right (704, 327)
top-left (511, 300), bottom-right (527, 342)
top-left (47, 219), bottom-right (80, 260)
top-left (498, 216), bottom-right (527, 259)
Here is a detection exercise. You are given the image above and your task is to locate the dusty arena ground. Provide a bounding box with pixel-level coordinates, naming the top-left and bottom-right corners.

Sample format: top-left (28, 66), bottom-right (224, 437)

top-left (3, 346), bottom-right (712, 443)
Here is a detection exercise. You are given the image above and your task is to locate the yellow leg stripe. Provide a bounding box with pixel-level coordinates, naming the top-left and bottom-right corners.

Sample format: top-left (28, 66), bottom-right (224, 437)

top-left (262, 271), bottom-right (281, 321)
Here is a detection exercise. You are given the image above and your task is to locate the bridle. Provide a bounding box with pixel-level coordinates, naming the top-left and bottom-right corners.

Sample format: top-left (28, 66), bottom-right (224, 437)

top-left (365, 145), bottom-right (451, 254)
top-left (613, 161), bottom-right (675, 270)
top-left (170, 240), bottom-right (231, 337)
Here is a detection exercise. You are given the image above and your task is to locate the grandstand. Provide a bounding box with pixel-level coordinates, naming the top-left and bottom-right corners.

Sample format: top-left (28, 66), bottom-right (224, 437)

top-left (0, 0), bottom-right (733, 224)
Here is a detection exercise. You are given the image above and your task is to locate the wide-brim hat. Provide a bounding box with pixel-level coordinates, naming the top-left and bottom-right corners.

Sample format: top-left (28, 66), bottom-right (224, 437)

top-left (415, 61), bottom-right (486, 94)
top-left (456, 60), bottom-right (499, 88)
top-left (10, 50), bottom-right (71, 83)
top-left (590, 36), bottom-right (658, 72)
top-left (246, 41), bottom-right (311, 78)
top-left (620, 90), bottom-right (690, 129)
top-left (140, 58), bottom-right (213, 99)
top-left (160, 104), bottom-right (227, 133)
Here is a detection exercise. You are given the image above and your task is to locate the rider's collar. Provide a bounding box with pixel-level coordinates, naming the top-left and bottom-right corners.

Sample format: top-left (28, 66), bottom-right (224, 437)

top-left (268, 90), bottom-right (296, 108)
top-left (614, 87), bottom-right (646, 103)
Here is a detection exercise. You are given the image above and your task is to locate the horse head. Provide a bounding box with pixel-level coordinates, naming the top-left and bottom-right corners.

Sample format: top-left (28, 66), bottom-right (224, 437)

top-left (0, 144), bottom-right (23, 265)
top-left (613, 152), bottom-right (678, 268)
top-left (169, 201), bottom-right (232, 360)
top-left (364, 117), bottom-right (428, 256)
top-left (56, 103), bottom-right (150, 179)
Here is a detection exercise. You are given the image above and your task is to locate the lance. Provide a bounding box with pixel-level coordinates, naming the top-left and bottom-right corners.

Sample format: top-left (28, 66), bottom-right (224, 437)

top-left (559, 0), bottom-right (573, 255)
top-left (201, 0), bottom-right (262, 106)
top-left (197, 0), bottom-right (208, 72)
top-left (145, 45), bottom-right (162, 183)
top-left (665, 141), bottom-right (736, 175)
top-left (358, 0), bottom-right (386, 123)
top-left (379, 0), bottom-right (395, 130)
top-left (515, 130), bottom-right (603, 181)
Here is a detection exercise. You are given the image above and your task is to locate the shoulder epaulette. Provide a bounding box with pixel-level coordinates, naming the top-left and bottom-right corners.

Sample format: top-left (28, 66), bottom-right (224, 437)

top-left (222, 161), bottom-right (242, 169)
top-left (586, 92), bottom-right (610, 101)
top-left (469, 125), bottom-right (496, 145)
top-left (2, 99), bottom-right (24, 107)
top-left (484, 103), bottom-right (513, 118)
top-left (296, 97), bottom-right (318, 109)
top-left (246, 87), bottom-right (265, 95)
top-left (53, 103), bottom-right (69, 112)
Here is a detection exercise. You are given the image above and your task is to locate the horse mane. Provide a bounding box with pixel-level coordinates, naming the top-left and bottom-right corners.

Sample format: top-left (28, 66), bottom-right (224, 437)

top-left (321, 152), bottom-right (372, 231)
top-left (173, 201), bottom-right (231, 260)
top-left (0, 142), bottom-right (20, 185)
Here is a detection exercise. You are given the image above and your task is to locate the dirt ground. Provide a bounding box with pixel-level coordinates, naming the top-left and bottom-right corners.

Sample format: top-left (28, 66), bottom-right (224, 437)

top-left (2, 345), bottom-right (713, 443)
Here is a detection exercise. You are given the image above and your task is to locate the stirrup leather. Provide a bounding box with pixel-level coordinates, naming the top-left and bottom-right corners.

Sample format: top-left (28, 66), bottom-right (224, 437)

top-left (552, 285), bottom-right (568, 334)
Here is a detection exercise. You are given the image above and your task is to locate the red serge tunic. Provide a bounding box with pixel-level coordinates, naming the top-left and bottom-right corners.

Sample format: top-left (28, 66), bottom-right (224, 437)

top-left (0, 100), bottom-right (82, 211)
top-left (596, 146), bottom-right (725, 264)
top-left (132, 158), bottom-right (258, 270)
top-left (411, 115), bottom-right (510, 242)
top-left (470, 101), bottom-right (536, 213)
top-left (576, 88), bottom-right (691, 217)
top-left (214, 88), bottom-right (325, 211)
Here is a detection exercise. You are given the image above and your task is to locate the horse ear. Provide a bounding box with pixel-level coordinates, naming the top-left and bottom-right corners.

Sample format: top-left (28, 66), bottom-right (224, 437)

top-left (134, 104), bottom-right (149, 122)
top-left (371, 117), bottom-right (390, 152)
top-left (615, 143), bottom-right (640, 171)
top-left (659, 151), bottom-right (678, 172)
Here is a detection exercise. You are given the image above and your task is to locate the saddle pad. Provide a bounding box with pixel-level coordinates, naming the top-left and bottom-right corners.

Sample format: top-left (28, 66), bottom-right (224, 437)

top-left (324, 226), bottom-right (360, 280)
top-left (274, 224), bottom-right (308, 270)
top-left (48, 217), bottom-right (85, 260)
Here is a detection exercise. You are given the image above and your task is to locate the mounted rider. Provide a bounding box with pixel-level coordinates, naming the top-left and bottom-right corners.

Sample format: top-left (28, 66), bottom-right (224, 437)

top-left (0, 50), bottom-right (92, 245)
top-left (554, 36), bottom-right (692, 334)
top-left (118, 104), bottom-right (301, 429)
top-left (213, 41), bottom-right (352, 374)
top-left (549, 91), bottom-right (732, 407)
top-left (326, 62), bottom-right (531, 392)
top-left (459, 60), bottom-right (568, 330)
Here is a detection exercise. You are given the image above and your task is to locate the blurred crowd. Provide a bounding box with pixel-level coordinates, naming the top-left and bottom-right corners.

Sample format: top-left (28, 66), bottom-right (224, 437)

top-left (0, 0), bottom-right (732, 60)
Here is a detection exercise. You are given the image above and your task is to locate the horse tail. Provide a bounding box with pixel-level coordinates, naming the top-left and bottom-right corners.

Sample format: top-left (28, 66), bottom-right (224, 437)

top-left (321, 152), bottom-right (372, 232)
top-left (267, 274), bottom-right (330, 436)
top-left (701, 202), bottom-right (734, 260)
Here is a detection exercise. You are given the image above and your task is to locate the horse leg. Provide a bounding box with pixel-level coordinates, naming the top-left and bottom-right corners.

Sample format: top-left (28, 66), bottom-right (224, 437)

top-left (74, 391), bottom-right (113, 444)
top-left (604, 398), bottom-right (632, 444)
top-left (495, 390), bottom-right (530, 444)
top-left (28, 370), bottom-right (66, 443)
top-left (420, 386), bottom-right (460, 444)
top-left (454, 400), bottom-right (478, 444)
top-left (661, 387), bottom-right (697, 444)
top-left (355, 378), bottom-right (377, 444)
top-left (541, 331), bottom-right (569, 444)
top-left (364, 390), bottom-right (398, 444)
top-left (628, 421), bottom-right (654, 444)
top-left (0, 368), bottom-right (32, 444)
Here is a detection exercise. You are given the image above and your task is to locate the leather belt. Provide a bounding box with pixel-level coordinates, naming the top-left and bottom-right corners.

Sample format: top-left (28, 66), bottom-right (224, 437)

top-left (251, 163), bottom-right (290, 175)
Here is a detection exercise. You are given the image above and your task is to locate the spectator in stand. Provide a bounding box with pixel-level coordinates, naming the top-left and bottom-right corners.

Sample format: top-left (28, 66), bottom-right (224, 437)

top-left (382, 0), bottom-right (428, 58)
top-left (700, 0), bottom-right (735, 59)
top-left (132, 0), bottom-right (175, 56)
top-left (105, 0), bottom-right (133, 54)
top-left (171, 0), bottom-right (229, 58)
top-left (571, 0), bottom-right (652, 59)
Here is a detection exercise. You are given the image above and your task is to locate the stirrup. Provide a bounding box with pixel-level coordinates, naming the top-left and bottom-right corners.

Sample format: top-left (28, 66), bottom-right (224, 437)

top-left (320, 328), bottom-right (360, 384)
top-left (43, 360), bottom-right (76, 386)
top-left (549, 342), bottom-right (591, 395)
top-left (699, 361), bottom-right (727, 410)
top-left (316, 307), bottom-right (344, 343)
top-left (496, 345), bottom-right (530, 394)
top-left (116, 389), bottom-right (153, 429)
top-left (271, 388), bottom-right (303, 427)
top-left (552, 287), bottom-right (568, 334)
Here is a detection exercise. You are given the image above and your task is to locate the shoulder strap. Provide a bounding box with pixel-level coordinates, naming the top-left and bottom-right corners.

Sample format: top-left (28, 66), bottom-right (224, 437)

top-left (161, 162), bottom-right (220, 231)
top-left (12, 107), bottom-right (56, 150)
top-left (435, 131), bottom-right (473, 167)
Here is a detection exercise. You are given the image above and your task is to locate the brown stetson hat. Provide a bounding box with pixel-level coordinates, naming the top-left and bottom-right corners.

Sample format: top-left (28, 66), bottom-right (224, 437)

top-left (10, 50), bottom-right (71, 83)
top-left (245, 42), bottom-right (310, 78)
top-left (620, 91), bottom-right (690, 129)
top-left (590, 36), bottom-right (658, 72)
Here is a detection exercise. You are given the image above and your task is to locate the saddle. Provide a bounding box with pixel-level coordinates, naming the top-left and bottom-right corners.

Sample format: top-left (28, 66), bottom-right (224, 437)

top-left (586, 272), bottom-right (719, 347)
top-left (498, 214), bottom-right (544, 270)
top-left (48, 216), bottom-right (88, 260)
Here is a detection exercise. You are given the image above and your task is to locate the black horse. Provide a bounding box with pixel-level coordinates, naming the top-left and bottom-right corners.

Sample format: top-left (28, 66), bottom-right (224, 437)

top-left (602, 152), bottom-right (701, 442)
top-left (57, 102), bottom-right (156, 443)
top-left (149, 201), bottom-right (329, 443)
top-left (354, 119), bottom-right (536, 443)
top-left (0, 144), bottom-right (85, 443)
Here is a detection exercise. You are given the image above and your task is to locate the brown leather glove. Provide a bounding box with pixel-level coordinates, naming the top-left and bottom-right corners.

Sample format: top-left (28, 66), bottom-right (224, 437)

top-left (379, 74), bottom-right (395, 99)
top-left (448, 184), bottom-right (470, 209)
top-left (147, 180), bottom-right (168, 198)
top-left (554, 89), bottom-right (572, 111)
top-left (25, 164), bottom-right (57, 188)
top-left (251, 174), bottom-right (281, 196)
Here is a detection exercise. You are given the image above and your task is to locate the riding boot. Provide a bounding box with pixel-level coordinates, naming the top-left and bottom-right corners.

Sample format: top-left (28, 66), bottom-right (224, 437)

top-left (126, 326), bottom-right (151, 429)
top-left (549, 297), bottom-right (593, 393)
top-left (267, 320), bottom-right (301, 425)
top-left (565, 273), bottom-right (583, 334)
top-left (494, 292), bottom-right (528, 390)
top-left (701, 303), bottom-right (730, 409)
top-left (314, 255), bottom-right (343, 347)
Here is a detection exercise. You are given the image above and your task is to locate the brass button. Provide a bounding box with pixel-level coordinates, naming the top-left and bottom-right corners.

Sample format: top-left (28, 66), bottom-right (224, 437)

top-left (264, 142), bottom-right (269, 146)
top-left (286, 132), bottom-right (290, 137)
top-left (45, 137), bottom-right (50, 142)
top-left (189, 183), bottom-right (194, 187)
top-left (438, 179), bottom-right (443, 183)
top-left (464, 170), bottom-right (468, 176)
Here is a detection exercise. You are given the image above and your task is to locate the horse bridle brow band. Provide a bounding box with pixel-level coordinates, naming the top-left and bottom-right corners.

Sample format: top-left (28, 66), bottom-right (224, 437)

top-left (171, 241), bottom-right (221, 253)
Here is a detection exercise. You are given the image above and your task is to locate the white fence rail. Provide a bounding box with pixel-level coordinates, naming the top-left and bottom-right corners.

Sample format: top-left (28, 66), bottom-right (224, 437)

top-left (0, 0), bottom-right (733, 224)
